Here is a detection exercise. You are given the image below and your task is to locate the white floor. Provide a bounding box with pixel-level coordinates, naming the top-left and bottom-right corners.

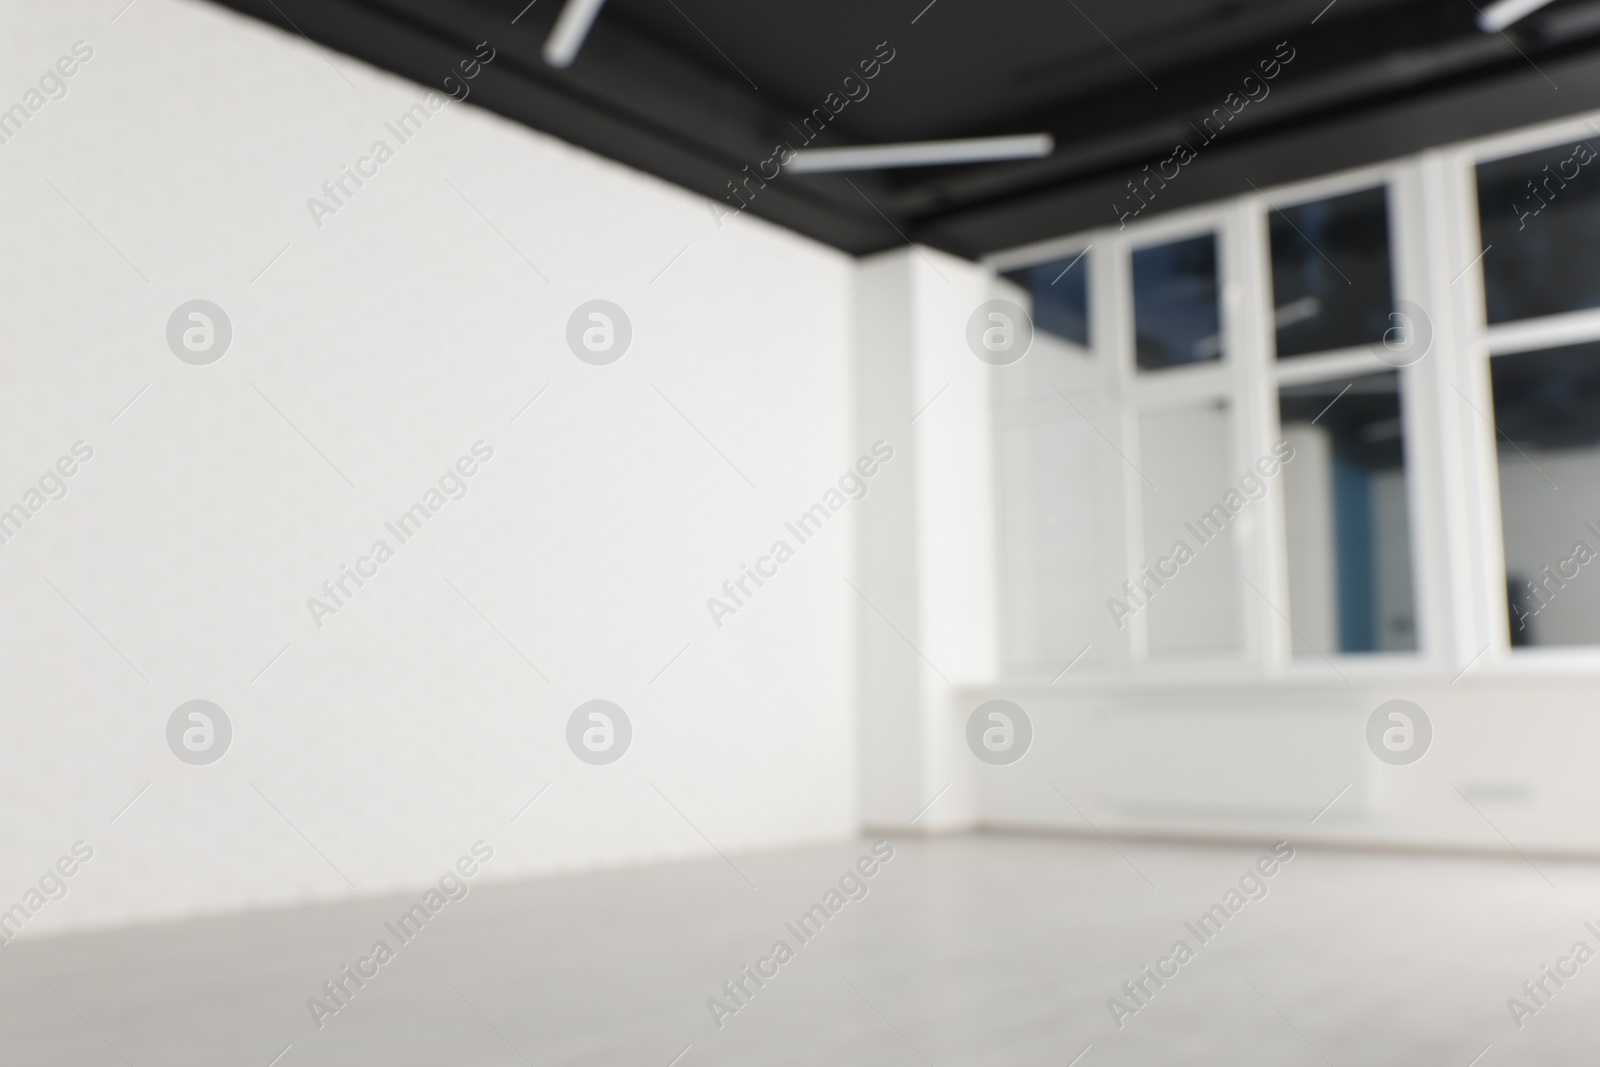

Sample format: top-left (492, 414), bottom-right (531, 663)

top-left (3, 833), bottom-right (1598, 1065)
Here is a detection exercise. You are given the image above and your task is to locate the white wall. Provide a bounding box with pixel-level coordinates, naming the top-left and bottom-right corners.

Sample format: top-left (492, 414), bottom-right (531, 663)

top-left (0, 0), bottom-right (859, 937)
top-left (966, 675), bottom-right (1600, 857)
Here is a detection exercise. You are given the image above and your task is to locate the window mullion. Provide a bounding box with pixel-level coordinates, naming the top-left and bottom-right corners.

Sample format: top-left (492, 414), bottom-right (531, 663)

top-left (1227, 196), bottom-right (1288, 671)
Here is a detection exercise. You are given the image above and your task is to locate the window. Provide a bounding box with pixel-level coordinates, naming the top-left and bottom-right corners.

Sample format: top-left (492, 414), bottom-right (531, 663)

top-left (1138, 402), bottom-right (1239, 655)
top-left (1266, 188), bottom-right (1417, 652)
top-left (993, 249), bottom-right (1104, 676)
top-left (1477, 140), bottom-right (1600, 323)
top-left (1491, 342), bottom-right (1600, 646)
top-left (989, 107), bottom-right (1600, 678)
top-left (1132, 234), bottom-right (1222, 370)
top-left (1269, 187), bottom-right (1394, 358)
top-left (1001, 251), bottom-right (1088, 347)
top-left (1279, 373), bottom-right (1417, 654)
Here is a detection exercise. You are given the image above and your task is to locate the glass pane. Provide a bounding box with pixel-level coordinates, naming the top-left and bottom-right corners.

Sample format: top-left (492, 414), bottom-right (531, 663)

top-left (1132, 234), bottom-right (1222, 370)
top-left (1270, 187), bottom-right (1394, 358)
top-left (1136, 402), bottom-right (1238, 655)
top-left (1491, 341), bottom-right (1600, 646)
top-left (998, 411), bottom-right (1105, 675)
top-left (1000, 250), bottom-right (1088, 347)
top-left (1477, 140), bottom-right (1600, 324)
top-left (1279, 372), bottom-right (1417, 654)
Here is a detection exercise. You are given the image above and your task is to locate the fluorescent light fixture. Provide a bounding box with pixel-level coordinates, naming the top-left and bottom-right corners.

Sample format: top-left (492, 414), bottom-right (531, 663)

top-left (1476, 0), bottom-right (1557, 32)
top-left (785, 134), bottom-right (1054, 174)
top-left (543, 0), bottom-right (608, 67)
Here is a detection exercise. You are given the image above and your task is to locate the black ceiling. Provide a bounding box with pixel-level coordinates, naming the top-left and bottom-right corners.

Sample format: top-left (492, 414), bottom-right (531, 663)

top-left (211, 0), bottom-right (1600, 258)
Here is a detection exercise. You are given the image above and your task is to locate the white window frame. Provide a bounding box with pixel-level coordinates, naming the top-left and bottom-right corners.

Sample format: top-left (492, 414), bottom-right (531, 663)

top-left (1447, 108), bottom-right (1600, 675)
top-left (987, 104), bottom-right (1600, 683)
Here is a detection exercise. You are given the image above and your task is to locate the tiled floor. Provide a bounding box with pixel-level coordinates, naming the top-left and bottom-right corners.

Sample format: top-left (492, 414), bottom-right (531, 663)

top-left (4, 833), bottom-right (1599, 1065)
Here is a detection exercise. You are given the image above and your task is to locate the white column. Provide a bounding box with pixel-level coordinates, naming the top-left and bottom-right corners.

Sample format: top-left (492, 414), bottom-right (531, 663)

top-left (853, 247), bottom-right (999, 832)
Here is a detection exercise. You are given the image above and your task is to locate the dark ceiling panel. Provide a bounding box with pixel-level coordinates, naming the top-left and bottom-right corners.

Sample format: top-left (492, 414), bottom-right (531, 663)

top-left (924, 46), bottom-right (1600, 255)
top-left (206, 0), bottom-right (1600, 258)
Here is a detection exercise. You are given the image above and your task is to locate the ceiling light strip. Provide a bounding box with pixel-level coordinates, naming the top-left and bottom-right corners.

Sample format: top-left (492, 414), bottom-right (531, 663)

top-left (786, 133), bottom-right (1054, 174)
top-left (543, 0), bottom-right (608, 67)
top-left (1476, 0), bottom-right (1557, 33)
